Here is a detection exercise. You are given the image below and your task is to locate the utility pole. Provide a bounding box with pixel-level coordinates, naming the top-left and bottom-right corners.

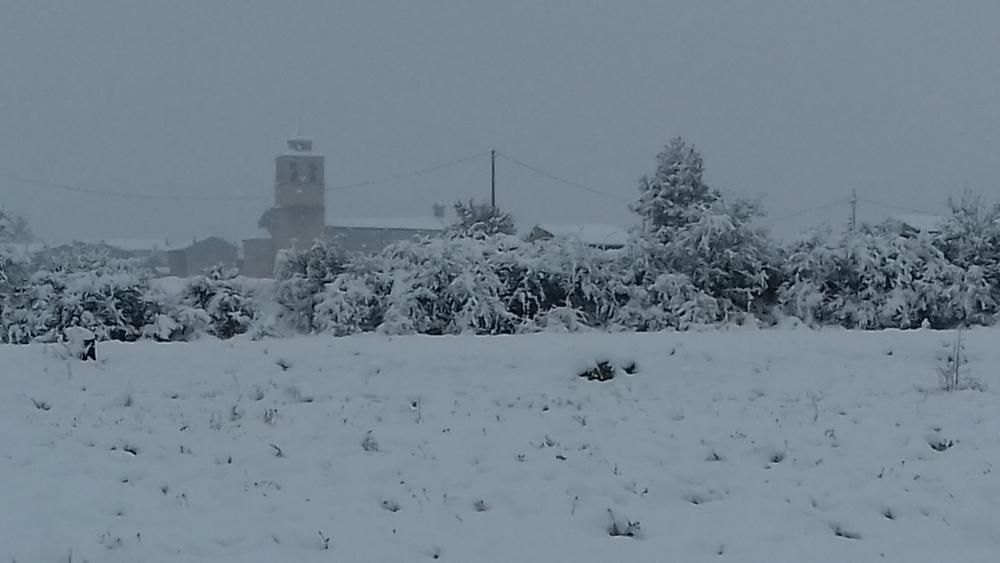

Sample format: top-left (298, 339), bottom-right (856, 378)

top-left (849, 189), bottom-right (858, 233)
top-left (490, 149), bottom-right (496, 209)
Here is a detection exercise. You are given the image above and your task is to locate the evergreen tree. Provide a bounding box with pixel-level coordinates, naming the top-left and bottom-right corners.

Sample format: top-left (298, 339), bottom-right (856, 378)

top-left (448, 199), bottom-right (515, 238)
top-left (633, 137), bottom-right (719, 241)
top-left (934, 191), bottom-right (1000, 301)
top-left (633, 138), bottom-right (777, 316)
top-left (0, 209), bottom-right (33, 244)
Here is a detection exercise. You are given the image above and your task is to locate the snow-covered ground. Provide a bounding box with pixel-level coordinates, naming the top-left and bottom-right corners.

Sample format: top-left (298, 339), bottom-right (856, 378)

top-left (3, 329), bottom-right (999, 562)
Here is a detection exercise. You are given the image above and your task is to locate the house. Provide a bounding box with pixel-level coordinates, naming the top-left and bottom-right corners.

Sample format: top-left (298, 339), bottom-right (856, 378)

top-left (29, 240), bottom-right (169, 271)
top-left (883, 213), bottom-right (945, 237)
top-left (527, 224), bottom-right (630, 250)
top-left (166, 236), bottom-right (239, 277)
top-left (242, 237), bottom-right (275, 278)
top-left (325, 216), bottom-right (449, 254)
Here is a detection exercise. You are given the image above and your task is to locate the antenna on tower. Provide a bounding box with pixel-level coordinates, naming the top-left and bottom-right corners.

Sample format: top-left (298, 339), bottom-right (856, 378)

top-left (295, 96), bottom-right (305, 138)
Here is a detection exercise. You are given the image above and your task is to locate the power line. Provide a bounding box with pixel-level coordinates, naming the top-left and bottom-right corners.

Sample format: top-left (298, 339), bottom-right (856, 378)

top-left (0, 150), bottom-right (490, 202)
top-left (0, 173), bottom-right (269, 202)
top-left (495, 151), bottom-right (621, 200)
top-left (858, 197), bottom-right (943, 217)
top-left (756, 198), bottom-right (852, 223)
top-left (329, 150), bottom-right (490, 191)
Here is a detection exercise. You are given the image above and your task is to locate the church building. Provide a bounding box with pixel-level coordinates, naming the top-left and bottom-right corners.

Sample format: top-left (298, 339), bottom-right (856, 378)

top-left (242, 137), bottom-right (326, 277)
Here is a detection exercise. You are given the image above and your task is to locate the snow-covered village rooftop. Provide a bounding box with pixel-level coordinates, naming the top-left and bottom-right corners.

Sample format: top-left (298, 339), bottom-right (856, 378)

top-left (326, 216), bottom-right (450, 232)
top-left (534, 223), bottom-right (630, 248)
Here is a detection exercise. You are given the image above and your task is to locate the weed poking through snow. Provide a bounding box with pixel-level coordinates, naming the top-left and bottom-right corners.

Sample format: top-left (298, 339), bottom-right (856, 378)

top-left (362, 431), bottom-right (380, 452)
top-left (607, 509), bottom-right (642, 539)
top-left (579, 361), bottom-right (615, 382)
top-left (937, 328), bottom-right (985, 392)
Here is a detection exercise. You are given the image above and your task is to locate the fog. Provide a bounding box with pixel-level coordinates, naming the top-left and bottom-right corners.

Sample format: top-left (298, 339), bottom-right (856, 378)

top-left (2, 1), bottom-right (998, 244)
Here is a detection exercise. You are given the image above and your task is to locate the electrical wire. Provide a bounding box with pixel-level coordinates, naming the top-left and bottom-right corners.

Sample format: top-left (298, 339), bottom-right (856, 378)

top-left (858, 197), bottom-right (943, 217)
top-left (495, 151), bottom-right (622, 200)
top-left (762, 198), bottom-right (852, 223)
top-left (0, 150), bottom-right (491, 202)
top-left (328, 150), bottom-right (489, 191)
top-left (0, 173), bottom-right (269, 202)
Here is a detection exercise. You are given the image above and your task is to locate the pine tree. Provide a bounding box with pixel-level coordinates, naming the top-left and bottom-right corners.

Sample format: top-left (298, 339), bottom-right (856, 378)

top-left (633, 137), bottom-right (719, 241)
top-left (0, 209), bottom-right (33, 244)
top-left (448, 200), bottom-right (516, 238)
top-left (935, 191), bottom-right (1000, 301)
top-left (632, 138), bottom-right (776, 316)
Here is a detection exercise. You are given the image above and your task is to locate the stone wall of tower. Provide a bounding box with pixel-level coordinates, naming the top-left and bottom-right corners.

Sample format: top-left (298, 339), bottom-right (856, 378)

top-left (275, 155), bottom-right (325, 208)
top-left (271, 205), bottom-right (325, 251)
top-left (271, 143), bottom-right (325, 251)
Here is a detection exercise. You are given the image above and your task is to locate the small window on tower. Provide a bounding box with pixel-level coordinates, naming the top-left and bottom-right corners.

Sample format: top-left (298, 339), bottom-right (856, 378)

top-left (289, 162), bottom-right (300, 183)
top-left (308, 163), bottom-right (319, 182)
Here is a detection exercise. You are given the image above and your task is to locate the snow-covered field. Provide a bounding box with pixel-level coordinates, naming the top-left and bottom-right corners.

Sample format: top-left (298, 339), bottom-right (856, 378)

top-left (3, 330), bottom-right (999, 562)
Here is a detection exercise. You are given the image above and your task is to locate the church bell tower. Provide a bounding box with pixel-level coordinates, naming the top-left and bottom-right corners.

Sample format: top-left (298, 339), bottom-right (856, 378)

top-left (270, 137), bottom-right (325, 251)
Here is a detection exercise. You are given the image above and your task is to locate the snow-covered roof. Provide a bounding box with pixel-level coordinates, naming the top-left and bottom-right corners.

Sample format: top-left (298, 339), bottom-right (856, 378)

top-left (94, 238), bottom-right (186, 252)
top-left (534, 224), bottom-right (630, 247)
top-left (887, 213), bottom-right (945, 233)
top-left (0, 242), bottom-right (47, 257)
top-left (327, 217), bottom-right (449, 232)
top-left (3, 239), bottom-right (185, 257)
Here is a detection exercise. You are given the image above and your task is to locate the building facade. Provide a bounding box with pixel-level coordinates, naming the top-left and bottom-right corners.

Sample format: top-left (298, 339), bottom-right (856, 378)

top-left (166, 237), bottom-right (239, 277)
top-left (240, 137), bottom-right (453, 277)
top-left (324, 217), bottom-right (447, 254)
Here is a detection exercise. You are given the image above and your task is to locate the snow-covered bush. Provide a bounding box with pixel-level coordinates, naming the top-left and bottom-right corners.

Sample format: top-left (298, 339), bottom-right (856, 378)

top-left (780, 229), bottom-right (995, 329)
top-left (612, 271), bottom-right (719, 331)
top-left (303, 231), bottom-right (727, 336)
top-left (372, 237), bottom-right (514, 335)
top-left (274, 239), bottom-right (347, 332)
top-left (934, 191), bottom-right (1000, 304)
top-left (2, 265), bottom-right (159, 343)
top-left (313, 267), bottom-right (386, 336)
top-left (495, 237), bottom-right (624, 328)
top-left (171, 266), bottom-right (259, 340)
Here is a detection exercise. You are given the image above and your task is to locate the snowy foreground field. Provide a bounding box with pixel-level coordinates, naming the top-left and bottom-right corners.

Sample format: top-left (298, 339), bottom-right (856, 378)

top-left (3, 330), bottom-right (1000, 562)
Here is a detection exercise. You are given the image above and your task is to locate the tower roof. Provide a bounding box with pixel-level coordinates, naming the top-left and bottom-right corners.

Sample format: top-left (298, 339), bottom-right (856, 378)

top-left (286, 138), bottom-right (313, 153)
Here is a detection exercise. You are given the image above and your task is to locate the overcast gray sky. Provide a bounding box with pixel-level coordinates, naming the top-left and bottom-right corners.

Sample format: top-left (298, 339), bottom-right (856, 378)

top-left (1, 0), bottom-right (998, 244)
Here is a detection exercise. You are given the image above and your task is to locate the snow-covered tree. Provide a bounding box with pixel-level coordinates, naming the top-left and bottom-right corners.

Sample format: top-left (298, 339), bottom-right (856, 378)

top-left (0, 209), bottom-right (33, 244)
top-left (633, 137), bottom-right (718, 240)
top-left (633, 138), bottom-right (778, 316)
top-left (448, 199), bottom-right (516, 238)
top-left (934, 191), bottom-right (1000, 301)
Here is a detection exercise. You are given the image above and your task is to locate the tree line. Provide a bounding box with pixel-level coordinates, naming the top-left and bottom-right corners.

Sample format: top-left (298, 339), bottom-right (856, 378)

top-left (2, 137), bottom-right (998, 343)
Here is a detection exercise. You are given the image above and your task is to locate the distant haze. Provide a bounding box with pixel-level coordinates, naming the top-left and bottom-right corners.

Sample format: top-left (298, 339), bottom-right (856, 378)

top-left (1, 1), bottom-right (998, 244)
